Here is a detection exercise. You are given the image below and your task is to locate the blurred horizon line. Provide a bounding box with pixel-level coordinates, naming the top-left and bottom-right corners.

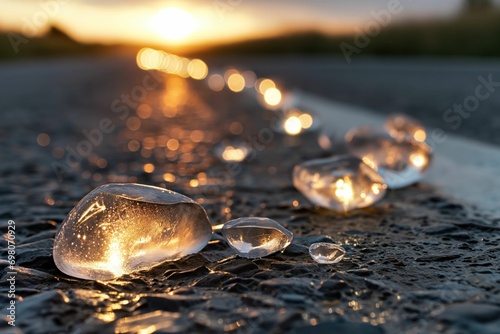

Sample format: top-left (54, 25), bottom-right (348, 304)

top-left (2, 4), bottom-right (500, 61)
top-left (3, 0), bottom-right (500, 51)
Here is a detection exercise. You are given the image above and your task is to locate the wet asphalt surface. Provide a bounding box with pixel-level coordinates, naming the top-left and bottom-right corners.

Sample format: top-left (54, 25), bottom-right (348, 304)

top-left (0, 56), bottom-right (499, 333)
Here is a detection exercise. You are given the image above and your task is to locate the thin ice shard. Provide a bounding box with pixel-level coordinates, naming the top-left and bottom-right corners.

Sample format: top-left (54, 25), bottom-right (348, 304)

top-left (221, 217), bottom-right (293, 258)
top-left (53, 183), bottom-right (212, 280)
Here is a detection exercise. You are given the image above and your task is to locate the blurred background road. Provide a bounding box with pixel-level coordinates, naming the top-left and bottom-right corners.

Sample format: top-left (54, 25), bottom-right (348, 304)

top-left (208, 56), bottom-right (500, 146)
top-left (3, 55), bottom-right (500, 148)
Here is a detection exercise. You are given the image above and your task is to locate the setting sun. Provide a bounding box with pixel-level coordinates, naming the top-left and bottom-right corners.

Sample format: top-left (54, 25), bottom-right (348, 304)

top-left (151, 8), bottom-right (196, 42)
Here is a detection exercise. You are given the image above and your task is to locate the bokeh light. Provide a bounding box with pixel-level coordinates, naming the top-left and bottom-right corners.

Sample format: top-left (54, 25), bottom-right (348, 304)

top-left (257, 79), bottom-right (276, 94)
top-left (167, 139), bottom-right (180, 151)
top-left (208, 74), bottom-right (225, 91)
top-left (136, 104), bottom-right (152, 119)
top-left (126, 117), bottom-right (141, 131)
top-left (143, 163), bottom-right (155, 173)
top-left (264, 87), bottom-right (282, 106)
top-left (221, 146), bottom-right (249, 162)
top-left (37, 133), bottom-right (50, 146)
top-left (414, 129), bottom-right (427, 142)
top-left (136, 48), bottom-right (211, 81)
top-left (227, 73), bottom-right (246, 92)
top-left (298, 113), bottom-right (314, 129)
top-left (163, 173), bottom-right (176, 182)
top-left (410, 152), bottom-right (427, 167)
top-left (229, 122), bottom-right (243, 135)
top-left (187, 59), bottom-right (208, 80)
top-left (284, 116), bottom-right (302, 135)
top-left (242, 71), bottom-right (257, 88)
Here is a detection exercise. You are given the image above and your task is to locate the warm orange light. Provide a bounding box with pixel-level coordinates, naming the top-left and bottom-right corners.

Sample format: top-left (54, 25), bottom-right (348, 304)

top-left (281, 109), bottom-right (316, 135)
top-left (175, 58), bottom-right (190, 78)
top-left (167, 139), bottom-right (180, 151)
top-left (105, 240), bottom-right (125, 277)
top-left (224, 69), bottom-right (238, 81)
top-left (165, 54), bottom-right (181, 73)
top-left (137, 48), bottom-right (163, 70)
top-left (163, 173), bottom-right (176, 182)
top-left (298, 113), bottom-right (313, 129)
top-left (126, 117), bottom-right (141, 131)
top-left (264, 87), bottom-right (282, 106)
top-left (143, 163), bottom-right (155, 173)
top-left (227, 73), bottom-right (246, 92)
top-left (410, 152), bottom-right (426, 167)
top-left (136, 104), bottom-right (152, 119)
top-left (414, 129), bottom-right (427, 142)
top-left (221, 146), bottom-right (248, 162)
top-left (257, 79), bottom-right (276, 94)
top-left (284, 116), bottom-right (302, 135)
top-left (142, 137), bottom-right (156, 150)
top-left (151, 8), bottom-right (196, 41)
top-left (229, 122), bottom-right (243, 135)
top-left (334, 177), bottom-right (354, 203)
top-left (187, 59), bottom-right (208, 80)
top-left (190, 130), bottom-right (204, 142)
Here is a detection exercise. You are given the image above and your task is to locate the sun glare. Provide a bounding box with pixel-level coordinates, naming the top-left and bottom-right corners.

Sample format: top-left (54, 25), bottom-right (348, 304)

top-left (151, 8), bottom-right (196, 41)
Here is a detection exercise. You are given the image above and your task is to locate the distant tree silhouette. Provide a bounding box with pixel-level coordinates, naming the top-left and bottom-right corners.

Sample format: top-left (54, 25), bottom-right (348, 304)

top-left (464, 0), bottom-right (494, 12)
top-left (44, 25), bottom-right (74, 41)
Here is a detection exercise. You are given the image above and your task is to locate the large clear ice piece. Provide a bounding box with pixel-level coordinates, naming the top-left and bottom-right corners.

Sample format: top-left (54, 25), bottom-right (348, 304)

top-left (221, 217), bottom-right (293, 258)
top-left (309, 243), bottom-right (346, 264)
top-left (345, 127), bottom-right (432, 189)
top-left (53, 183), bottom-right (212, 280)
top-left (385, 114), bottom-right (427, 142)
top-left (293, 155), bottom-right (387, 211)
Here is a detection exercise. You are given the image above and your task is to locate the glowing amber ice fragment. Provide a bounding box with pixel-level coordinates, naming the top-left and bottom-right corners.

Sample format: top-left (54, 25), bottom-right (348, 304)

top-left (221, 217), bottom-right (293, 258)
top-left (53, 183), bottom-right (212, 280)
top-left (345, 127), bottom-right (432, 189)
top-left (309, 243), bottom-right (346, 264)
top-left (293, 155), bottom-right (387, 211)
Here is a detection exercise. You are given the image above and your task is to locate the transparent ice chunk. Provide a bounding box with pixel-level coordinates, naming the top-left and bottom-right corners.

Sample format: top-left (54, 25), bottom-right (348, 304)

top-left (309, 243), bottom-right (346, 264)
top-left (221, 217), bottom-right (293, 259)
top-left (293, 155), bottom-right (387, 211)
top-left (345, 127), bottom-right (432, 189)
top-left (53, 183), bottom-right (212, 280)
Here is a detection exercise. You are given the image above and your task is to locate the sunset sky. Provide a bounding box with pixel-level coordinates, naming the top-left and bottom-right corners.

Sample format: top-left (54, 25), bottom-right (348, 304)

top-left (0, 0), bottom-right (487, 49)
